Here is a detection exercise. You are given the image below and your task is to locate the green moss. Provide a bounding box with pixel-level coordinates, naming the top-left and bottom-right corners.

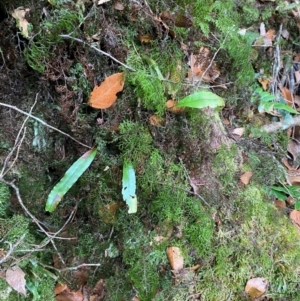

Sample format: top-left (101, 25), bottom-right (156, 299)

top-left (0, 182), bottom-right (10, 218)
top-left (212, 144), bottom-right (240, 194)
top-left (195, 185), bottom-right (300, 300)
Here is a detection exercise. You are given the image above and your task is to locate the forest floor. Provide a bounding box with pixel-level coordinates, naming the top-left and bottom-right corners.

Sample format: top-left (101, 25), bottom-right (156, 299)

top-left (2, 0), bottom-right (300, 300)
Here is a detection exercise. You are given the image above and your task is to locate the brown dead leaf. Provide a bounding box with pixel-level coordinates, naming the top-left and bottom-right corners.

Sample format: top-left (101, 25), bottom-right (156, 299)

top-left (174, 13), bottom-right (193, 28)
top-left (287, 196), bottom-right (295, 205)
top-left (114, 2), bottom-right (124, 11)
top-left (240, 171), bottom-right (253, 185)
top-left (265, 29), bottom-right (275, 40)
top-left (55, 283), bottom-right (68, 295)
top-left (90, 279), bottom-right (106, 301)
top-left (274, 199), bottom-right (286, 209)
top-left (167, 246), bottom-right (184, 272)
top-left (149, 115), bottom-right (165, 127)
top-left (165, 99), bottom-right (184, 114)
top-left (56, 286), bottom-right (83, 301)
top-left (99, 202), bottom-right (122, 224)
top-left (281, 157), bottom-right (297, 171)
top-left (287, 173), bottom-right (300, 185)
top-left (287, 140), bottom-right (300, 163)
top-left (257, 77), bottom-right (270, 90)
top-left (232, 127), bottom-right (244, 137)
top-left (245, 277), bottom-right (269, 299)
top-left (6, 266), bottom-right (26, 297)
top-left (89, 73), bottom-right (125, 109)
top-left (290, 210), bottom-right (300, 226)
top-left (188, 47), bottom-right (220, 83)
top-left (139, 34), bottom-right (153, 44)
top-left (279, 85), bottom-right (293, 105)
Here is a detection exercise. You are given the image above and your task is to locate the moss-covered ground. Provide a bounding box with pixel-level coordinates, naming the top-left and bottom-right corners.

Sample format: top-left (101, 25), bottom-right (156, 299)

top-left (1, 0), bottom-right (300, 300)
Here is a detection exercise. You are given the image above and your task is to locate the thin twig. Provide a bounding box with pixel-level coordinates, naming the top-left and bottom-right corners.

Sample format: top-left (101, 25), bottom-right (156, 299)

top-left (0, 234), bottom-right (26, 264)
top-left (0, 102), bottom-right (91, 149)
top-left (0, 179), bottom-right (66, 265)
top-left (1, 94), bottom-right (38, 176)
top-left (59, 34), bottom-right (136, 71)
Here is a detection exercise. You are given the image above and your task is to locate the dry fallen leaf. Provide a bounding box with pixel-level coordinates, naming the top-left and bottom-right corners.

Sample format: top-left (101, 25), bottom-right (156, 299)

top-left (139, 34), bottom-right (153, 44)
top-left (55, 284), bottom-right (68, 295)
top-left (114, 2), bottom-right (124, 11)
top-left (232, 127), bottom-right (244, 137)
top-left (99, 201), bottom-right (122, 224)
top-left (240, 171), bottom-right (253, 185)
top-left (90, 279), bottom-right (106, 301)
top-left (89, 73), bottom-right (125, 109)
top-left (149, 115), bottom-right (165, 127)
top-left (188, 47), bottom-right (220, 83)
top-left (274, 199), bottom-right (286, 209)
top-left (257, 77), bottom-right (270, 90)
top-left (167, 246), bottom-right (184, 272)
top-left (245, 277), bottom-right (269, 299)
top-left (55, 285), bottom-right (83, 301)
top-left (290, 210), bottom-right (300, 226)
top-left (279, 85), bottom-right (293, 105)
top-left (12, 8), bottom-right (31, 38)
top-left (6, 266), bottom-right (26, 297)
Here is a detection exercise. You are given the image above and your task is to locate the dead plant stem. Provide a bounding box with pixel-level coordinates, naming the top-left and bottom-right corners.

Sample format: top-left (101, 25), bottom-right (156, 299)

top-left (59, 34), bottom-right (136, 71)
top-left (0, 101), bottom-right (91, 149)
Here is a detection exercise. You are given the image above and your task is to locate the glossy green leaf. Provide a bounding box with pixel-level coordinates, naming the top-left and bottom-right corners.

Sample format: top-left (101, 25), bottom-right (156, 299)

top-left (45, 147), bottom-right (97, 212)
top-left (122, 161), bottom-right (137, 213)
top-left (176, 90), bottom-right (225, 109)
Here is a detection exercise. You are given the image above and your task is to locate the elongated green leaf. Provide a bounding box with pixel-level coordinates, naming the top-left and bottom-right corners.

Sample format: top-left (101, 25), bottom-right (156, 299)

top-left (122, 162), bottom-right (137, 213)
top-left (45, 147), bottom-right (97, 212)
top-left (176, 90), bottom-right (225, 109)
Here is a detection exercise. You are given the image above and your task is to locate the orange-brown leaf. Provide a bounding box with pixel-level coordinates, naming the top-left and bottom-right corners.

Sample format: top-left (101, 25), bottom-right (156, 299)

top-left (245, 277), bottom-right (269, 299)
top-left (240, 171), bottom-right (253, 185)
top-left (89, 72), bottom-right (125, 109)
top-left (166, 246), bottom-right (184, 272)
top-left (165, 99), bottom-right (184, 114)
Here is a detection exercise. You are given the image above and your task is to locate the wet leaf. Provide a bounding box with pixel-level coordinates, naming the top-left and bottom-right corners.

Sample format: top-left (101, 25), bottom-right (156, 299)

top-left (166, 246), bottom-right (184, 272)
top-left (245, 277), bottom-right (269, 299)
top-left (177, 90), bottom-right (225, 110)
top-left (46, 148), bottom-right (97, 212)
top-left (122, 162), bottom-right (137, 213)
top-left (89, 73), bottom-right (125, 109)
top-left (6, 266), bottom-right (26, 297)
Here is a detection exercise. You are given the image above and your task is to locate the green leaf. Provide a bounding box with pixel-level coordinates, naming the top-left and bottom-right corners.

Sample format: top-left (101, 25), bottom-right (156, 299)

top-left (176, 90), bottom-right (225, 109)
top-left (45, 147), bottom-right (97, 212)
top-left (270, 189), bottom-right (287, 201)
top-left (295, 201), bottom-right (300, 210)
top-left (274, 103), bottom-right (299, 114)
top-left (122, 161), bottom-right (137, 213)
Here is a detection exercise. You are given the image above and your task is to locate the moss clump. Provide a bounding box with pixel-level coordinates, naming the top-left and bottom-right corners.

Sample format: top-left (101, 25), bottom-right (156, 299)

top-left (0, 182), bottom-right (10, 218)
top-left (195, 185), bottom-right (300, 300)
